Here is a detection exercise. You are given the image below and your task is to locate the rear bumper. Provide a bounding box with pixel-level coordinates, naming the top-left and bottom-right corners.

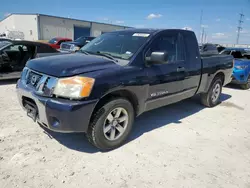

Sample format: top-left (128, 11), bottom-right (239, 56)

top-left (16, 79), bottom-right (98, 133)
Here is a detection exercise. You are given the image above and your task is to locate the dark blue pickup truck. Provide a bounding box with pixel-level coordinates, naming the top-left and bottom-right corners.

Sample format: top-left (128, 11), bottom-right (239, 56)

top-left (16, 29), bottom-right (233, 150)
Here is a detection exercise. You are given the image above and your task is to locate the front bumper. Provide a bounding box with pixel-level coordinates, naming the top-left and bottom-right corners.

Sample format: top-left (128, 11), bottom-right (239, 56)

top-left (231, 69), bottom-right (248, 84)
top-left (16, 79), bottom-right (98, 133)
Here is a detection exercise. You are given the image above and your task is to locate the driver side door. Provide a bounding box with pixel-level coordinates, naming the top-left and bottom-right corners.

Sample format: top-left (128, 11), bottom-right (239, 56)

top-left (145, 31), bottom-right (188, 111)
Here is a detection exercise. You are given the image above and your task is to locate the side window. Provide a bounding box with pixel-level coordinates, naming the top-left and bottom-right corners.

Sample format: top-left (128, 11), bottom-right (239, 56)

top-left (146, 33), bottom-right (186, 63)
top-left (10, 45), bottom-right (20, 51)
top-left (22, 45), bottom-right (28, 51)
top-left (3, 45), bottom-right (27, 52)
top-left (176, 33), bottom-right (185, 61)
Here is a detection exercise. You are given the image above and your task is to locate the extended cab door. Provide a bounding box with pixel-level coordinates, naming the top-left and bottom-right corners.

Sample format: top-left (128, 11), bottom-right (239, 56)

top-left (145, 31), bottom-right (196, 111)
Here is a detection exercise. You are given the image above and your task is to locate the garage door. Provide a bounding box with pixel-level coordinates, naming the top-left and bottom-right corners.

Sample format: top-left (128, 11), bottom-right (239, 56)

top-left (73, 26), bottom-right (91, 40)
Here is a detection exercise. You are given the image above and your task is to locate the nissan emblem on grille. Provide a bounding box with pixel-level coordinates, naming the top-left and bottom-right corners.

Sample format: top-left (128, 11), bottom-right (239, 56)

top-left (27, 71), bottom-right (42, 88)
top-left (31, 75), bottom-right (38, 85)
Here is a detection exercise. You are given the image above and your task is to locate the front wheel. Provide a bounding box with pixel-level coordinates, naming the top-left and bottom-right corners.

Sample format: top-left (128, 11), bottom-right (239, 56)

top-left (87, 98), bottom-right (134, 150)
top-left (240, 76), bottom-right (250, 90)
top-left (201, 77), bottom-right (222, 107)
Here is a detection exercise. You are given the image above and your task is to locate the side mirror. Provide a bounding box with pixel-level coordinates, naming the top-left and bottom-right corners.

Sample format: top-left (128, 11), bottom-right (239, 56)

top-left (146, 51), bottom-right (168, 64)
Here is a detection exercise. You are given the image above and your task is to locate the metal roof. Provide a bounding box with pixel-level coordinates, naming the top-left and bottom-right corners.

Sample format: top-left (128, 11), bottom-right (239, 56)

top-left (0, 13), bottom-right (132, 28)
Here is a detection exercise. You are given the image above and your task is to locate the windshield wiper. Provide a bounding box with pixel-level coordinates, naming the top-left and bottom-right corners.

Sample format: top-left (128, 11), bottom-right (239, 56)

top-left (96, 51), bottom-right (118, 62)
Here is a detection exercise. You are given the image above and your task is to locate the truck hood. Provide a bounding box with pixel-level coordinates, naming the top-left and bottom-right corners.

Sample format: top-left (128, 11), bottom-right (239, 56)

top-left (26, 53), bottom-right (119, 77)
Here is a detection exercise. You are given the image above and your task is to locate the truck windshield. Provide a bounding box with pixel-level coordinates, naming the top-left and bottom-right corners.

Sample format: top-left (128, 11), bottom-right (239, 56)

top-left (81, 32), bottom-right (150, 61)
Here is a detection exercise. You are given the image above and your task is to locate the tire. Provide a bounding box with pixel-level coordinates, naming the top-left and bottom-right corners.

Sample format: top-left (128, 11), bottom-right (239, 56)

top-left (87, 98), bottom-right (134, 151)
top-left (240, 76), bottom-right (250, 90)
top-left (201, 77), bottom-right (223, 107)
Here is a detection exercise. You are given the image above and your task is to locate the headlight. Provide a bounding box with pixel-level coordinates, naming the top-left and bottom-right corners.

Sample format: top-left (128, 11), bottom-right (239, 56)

top-left (53, 76), bottom-right (95, 99)
top-left (20, 67), bottom-right (29, 80)
top-left (70, 45), bottom-right (80, 51)
top-left (235, 65), bottom-right (248, 70)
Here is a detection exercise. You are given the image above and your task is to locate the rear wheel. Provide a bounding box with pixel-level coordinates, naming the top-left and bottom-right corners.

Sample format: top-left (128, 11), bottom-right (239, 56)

top-left (240, 76), bottom-right (250, 90)
top-left (201, 77), bottom-right (222, 107)
top-left (87, 98), bottom-right (134, 150)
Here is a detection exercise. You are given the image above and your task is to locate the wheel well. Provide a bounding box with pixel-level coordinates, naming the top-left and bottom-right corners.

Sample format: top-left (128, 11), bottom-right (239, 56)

top-left (214, 72), bottom-right (225, 85)
top-left (91, 90), bottom-right (139, 120)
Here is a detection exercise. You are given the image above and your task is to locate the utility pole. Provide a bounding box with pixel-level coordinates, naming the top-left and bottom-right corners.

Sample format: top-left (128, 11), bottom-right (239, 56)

top-left (204, 32), bottom-right (207, 43)
top-left (236, 12), bottom-right (244, 44)
top-left (201, 27), bottom-right (205, 44)
top-left (199, 10), bottom-right (203, 44)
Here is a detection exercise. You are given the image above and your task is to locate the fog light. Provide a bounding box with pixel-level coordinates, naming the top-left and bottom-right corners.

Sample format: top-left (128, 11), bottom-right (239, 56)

top-left (51, 117), bottom-right (60, 127)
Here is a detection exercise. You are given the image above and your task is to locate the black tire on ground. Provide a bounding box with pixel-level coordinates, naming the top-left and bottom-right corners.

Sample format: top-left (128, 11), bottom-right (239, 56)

top-left (201, 77), bottom-right (223, 107)
top-left (240, 76), bottom-right (250, 90)
top-left (87, 98), bottom-right (134, 151)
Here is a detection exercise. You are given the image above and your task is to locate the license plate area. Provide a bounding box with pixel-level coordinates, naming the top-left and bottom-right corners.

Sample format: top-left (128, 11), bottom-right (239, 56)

top-left (22, 97), bottom-right (38, 122)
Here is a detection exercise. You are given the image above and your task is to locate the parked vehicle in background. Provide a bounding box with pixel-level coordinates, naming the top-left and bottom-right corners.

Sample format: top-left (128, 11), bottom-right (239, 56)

top-left (220, 48), bottom-right (250, 89)
top-left (199, 43), bottom-right (219, 56)
top-left (0, 40), bottom-right (68, 80)
top-left (215, 44), bottom-right (226, 53)
top-left (47, 37), bottom-right (72, 50)
top-left (60, 36), bottom-right (95, 52)
top-left (16, 29), bottom-right (233, 150)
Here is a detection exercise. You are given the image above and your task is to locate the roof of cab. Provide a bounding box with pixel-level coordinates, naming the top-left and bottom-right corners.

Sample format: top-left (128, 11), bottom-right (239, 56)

top-left (109, 28), bottom-right (194, 34)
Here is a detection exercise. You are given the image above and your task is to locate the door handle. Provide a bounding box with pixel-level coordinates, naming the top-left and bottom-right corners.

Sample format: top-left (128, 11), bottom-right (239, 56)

top-left (177, 67), bottom-right (185, 72)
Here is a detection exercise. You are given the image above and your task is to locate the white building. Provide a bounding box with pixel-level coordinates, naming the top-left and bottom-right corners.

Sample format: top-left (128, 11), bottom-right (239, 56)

top-left (0, 13), bottom-right (130, 41)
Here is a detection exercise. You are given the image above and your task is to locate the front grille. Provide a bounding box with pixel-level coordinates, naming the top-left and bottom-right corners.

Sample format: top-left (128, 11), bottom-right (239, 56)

top-left (22, 68), bottom-right (58, 97)
top-left (61, 43), bottom-right (71, 50)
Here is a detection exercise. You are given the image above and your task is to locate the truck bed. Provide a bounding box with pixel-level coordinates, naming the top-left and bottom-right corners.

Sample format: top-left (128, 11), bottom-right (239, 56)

top-left (197, 54), bottom-right (234, 93)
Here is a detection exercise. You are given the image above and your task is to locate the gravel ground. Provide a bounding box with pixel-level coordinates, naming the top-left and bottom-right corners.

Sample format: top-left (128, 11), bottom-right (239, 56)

top-left (0, 80), bottom-right (250, 188)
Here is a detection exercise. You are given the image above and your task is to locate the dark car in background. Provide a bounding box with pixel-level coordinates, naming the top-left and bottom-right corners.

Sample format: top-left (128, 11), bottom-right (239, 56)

top-left (0, 40), bottom-right (68, 80)
top-left (47, 37), bottom-right (72, 50)
top-left (60, 36), bottom-right (95, 52)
